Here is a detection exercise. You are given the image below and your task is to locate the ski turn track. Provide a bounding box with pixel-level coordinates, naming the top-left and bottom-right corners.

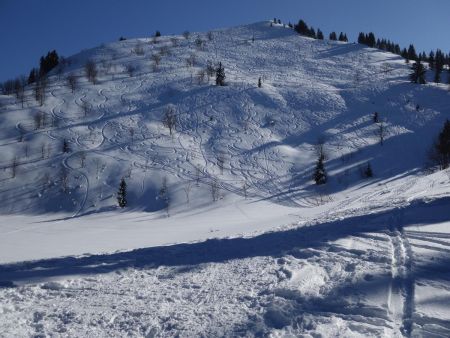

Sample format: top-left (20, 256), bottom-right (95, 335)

top-left (388, 210), bottom-right (415, 337)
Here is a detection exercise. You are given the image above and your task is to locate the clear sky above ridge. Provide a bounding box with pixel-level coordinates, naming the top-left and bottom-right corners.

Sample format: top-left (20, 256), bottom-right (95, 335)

top-left (1, 0), bottom-right (449, 81)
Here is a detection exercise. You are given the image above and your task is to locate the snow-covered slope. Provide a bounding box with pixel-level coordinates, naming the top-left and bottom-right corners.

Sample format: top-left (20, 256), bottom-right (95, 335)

top-left (0, 21), bottom-right (450, 337)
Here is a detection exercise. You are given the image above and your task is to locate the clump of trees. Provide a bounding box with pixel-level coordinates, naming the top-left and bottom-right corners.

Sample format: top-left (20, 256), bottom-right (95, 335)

top-left (410, 60), bottom-right (426, 84)
top-left (338, 32), bottom-right (348, 42)
top-left (39, 50), bottom-right (59, 77)
top-left (294, 20), bottom-right (321, 39)
top-left (357, 30), bottom-right (450, 72)
top-left (329, 32), bottom-right (337, 41)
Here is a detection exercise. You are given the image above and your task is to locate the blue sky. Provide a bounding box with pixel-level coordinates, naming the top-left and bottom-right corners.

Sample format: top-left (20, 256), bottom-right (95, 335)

top-left (1, 0), bottom-right (449, 81)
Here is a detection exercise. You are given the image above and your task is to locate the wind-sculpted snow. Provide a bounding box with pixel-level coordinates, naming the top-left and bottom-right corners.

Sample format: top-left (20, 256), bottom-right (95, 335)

top-left (0, 21), bottom-right (450, 336)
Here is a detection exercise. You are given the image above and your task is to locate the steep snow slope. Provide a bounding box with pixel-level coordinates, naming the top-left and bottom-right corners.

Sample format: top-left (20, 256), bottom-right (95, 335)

top-left (0, 21), bottom-right (450, 337)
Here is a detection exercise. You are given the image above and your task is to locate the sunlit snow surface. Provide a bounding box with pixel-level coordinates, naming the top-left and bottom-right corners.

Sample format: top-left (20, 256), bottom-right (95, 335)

top-left (0, 22), bottom-right (450, 337)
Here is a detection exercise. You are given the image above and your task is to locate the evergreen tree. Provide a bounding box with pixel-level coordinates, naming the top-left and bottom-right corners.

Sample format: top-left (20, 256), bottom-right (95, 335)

top-left (309, 27), bottom-right (316, 39)
top-left (317, 29), bottom-right (324, 40)
top-left (407, 44), bottom-right (418, 61)
top-left (433, 119), bottom-right (450, 169)
top-left (28, 68), bottom-right (37, 85)
top-left (155, 31), bottom-right (161, 37)
top-left (401, 48), bottom-right (409, 61)
top-left (294, 20), bottom-right (309, 36)
top-left (258, 77), bottom-right (262, 88)
top-left (373, 112), bottom-right (379, 123)
top-left (338, 32), bottom-right (347, 42)
top-left (428, 50), bottom-right (435, 69)
top-left (329, 32), bottom-right (337, 41)
top-left (216, 62), bottom-right (225, 86)
top-left (358, 32), bottom-right (366, 44)
top-left (434, 49), bottom-right (445, 83)
top-left (410, 60), bottom-right (426, 84)
top-left (313, 151), bottom-right (327, 185)
top-left (434, 67), bottom-right (442, 83)
top-left (367, 33), bottom-right (376, 48)
top-left (117, 178), bottom-right (127, 208)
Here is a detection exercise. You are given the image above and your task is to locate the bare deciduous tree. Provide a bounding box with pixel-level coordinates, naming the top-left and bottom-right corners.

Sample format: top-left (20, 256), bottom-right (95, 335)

top-left (11, 157), bottom-right (18, 178)
top-left (197, 69), bottom-right (206, 84)
top-left (126, 64), bottom-right (137, 77)
top-left (170, 37), bottom-right (178, 47)
top-left (217, 154), bottom-right (225, 175)
top-left (195, 166), bottom-right (201, 186)
top-left (17, 87), bottom-right (25, 108)
top-left (85, 60), bottom-right (98, 84)
top-left (34, 112), bottom-right (44, 130)
top-left (377, 122), bottom-right (385, 145)
top-left (35, 77), bottom-right (48, 106)
top-left (151, 54), bottom-right (162, 66)
top-left (183, 182), bottom-right (192, 204)
top-left (162, 106), bottom-right (177, 136)
top-left (159, 177), bottom-right (170, 217)
top-left (159, 46), bottom-right (170, 56)
top-left (186, 54), bottom-right (196, 68)
top-left (242, 181), bottom-right (248, 199)
top-left (206, 60), bottom-right (215, 78)
top-left (195, 36), bottom-right (204, 50)
top-left (133, 42), bottom-right (144, 55)
top-left (67, 74), bottom-right (77, 93)
top-left (81, 101), bottom-right (90, 117)
top-left (79, 152), bottom-right (86, 168)
top-left (211, 180), bottom-right (220, 202)
top-left (60, 166), bottom-right (69, 193)
top-left (41, 143), bottom-right (46, 159)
